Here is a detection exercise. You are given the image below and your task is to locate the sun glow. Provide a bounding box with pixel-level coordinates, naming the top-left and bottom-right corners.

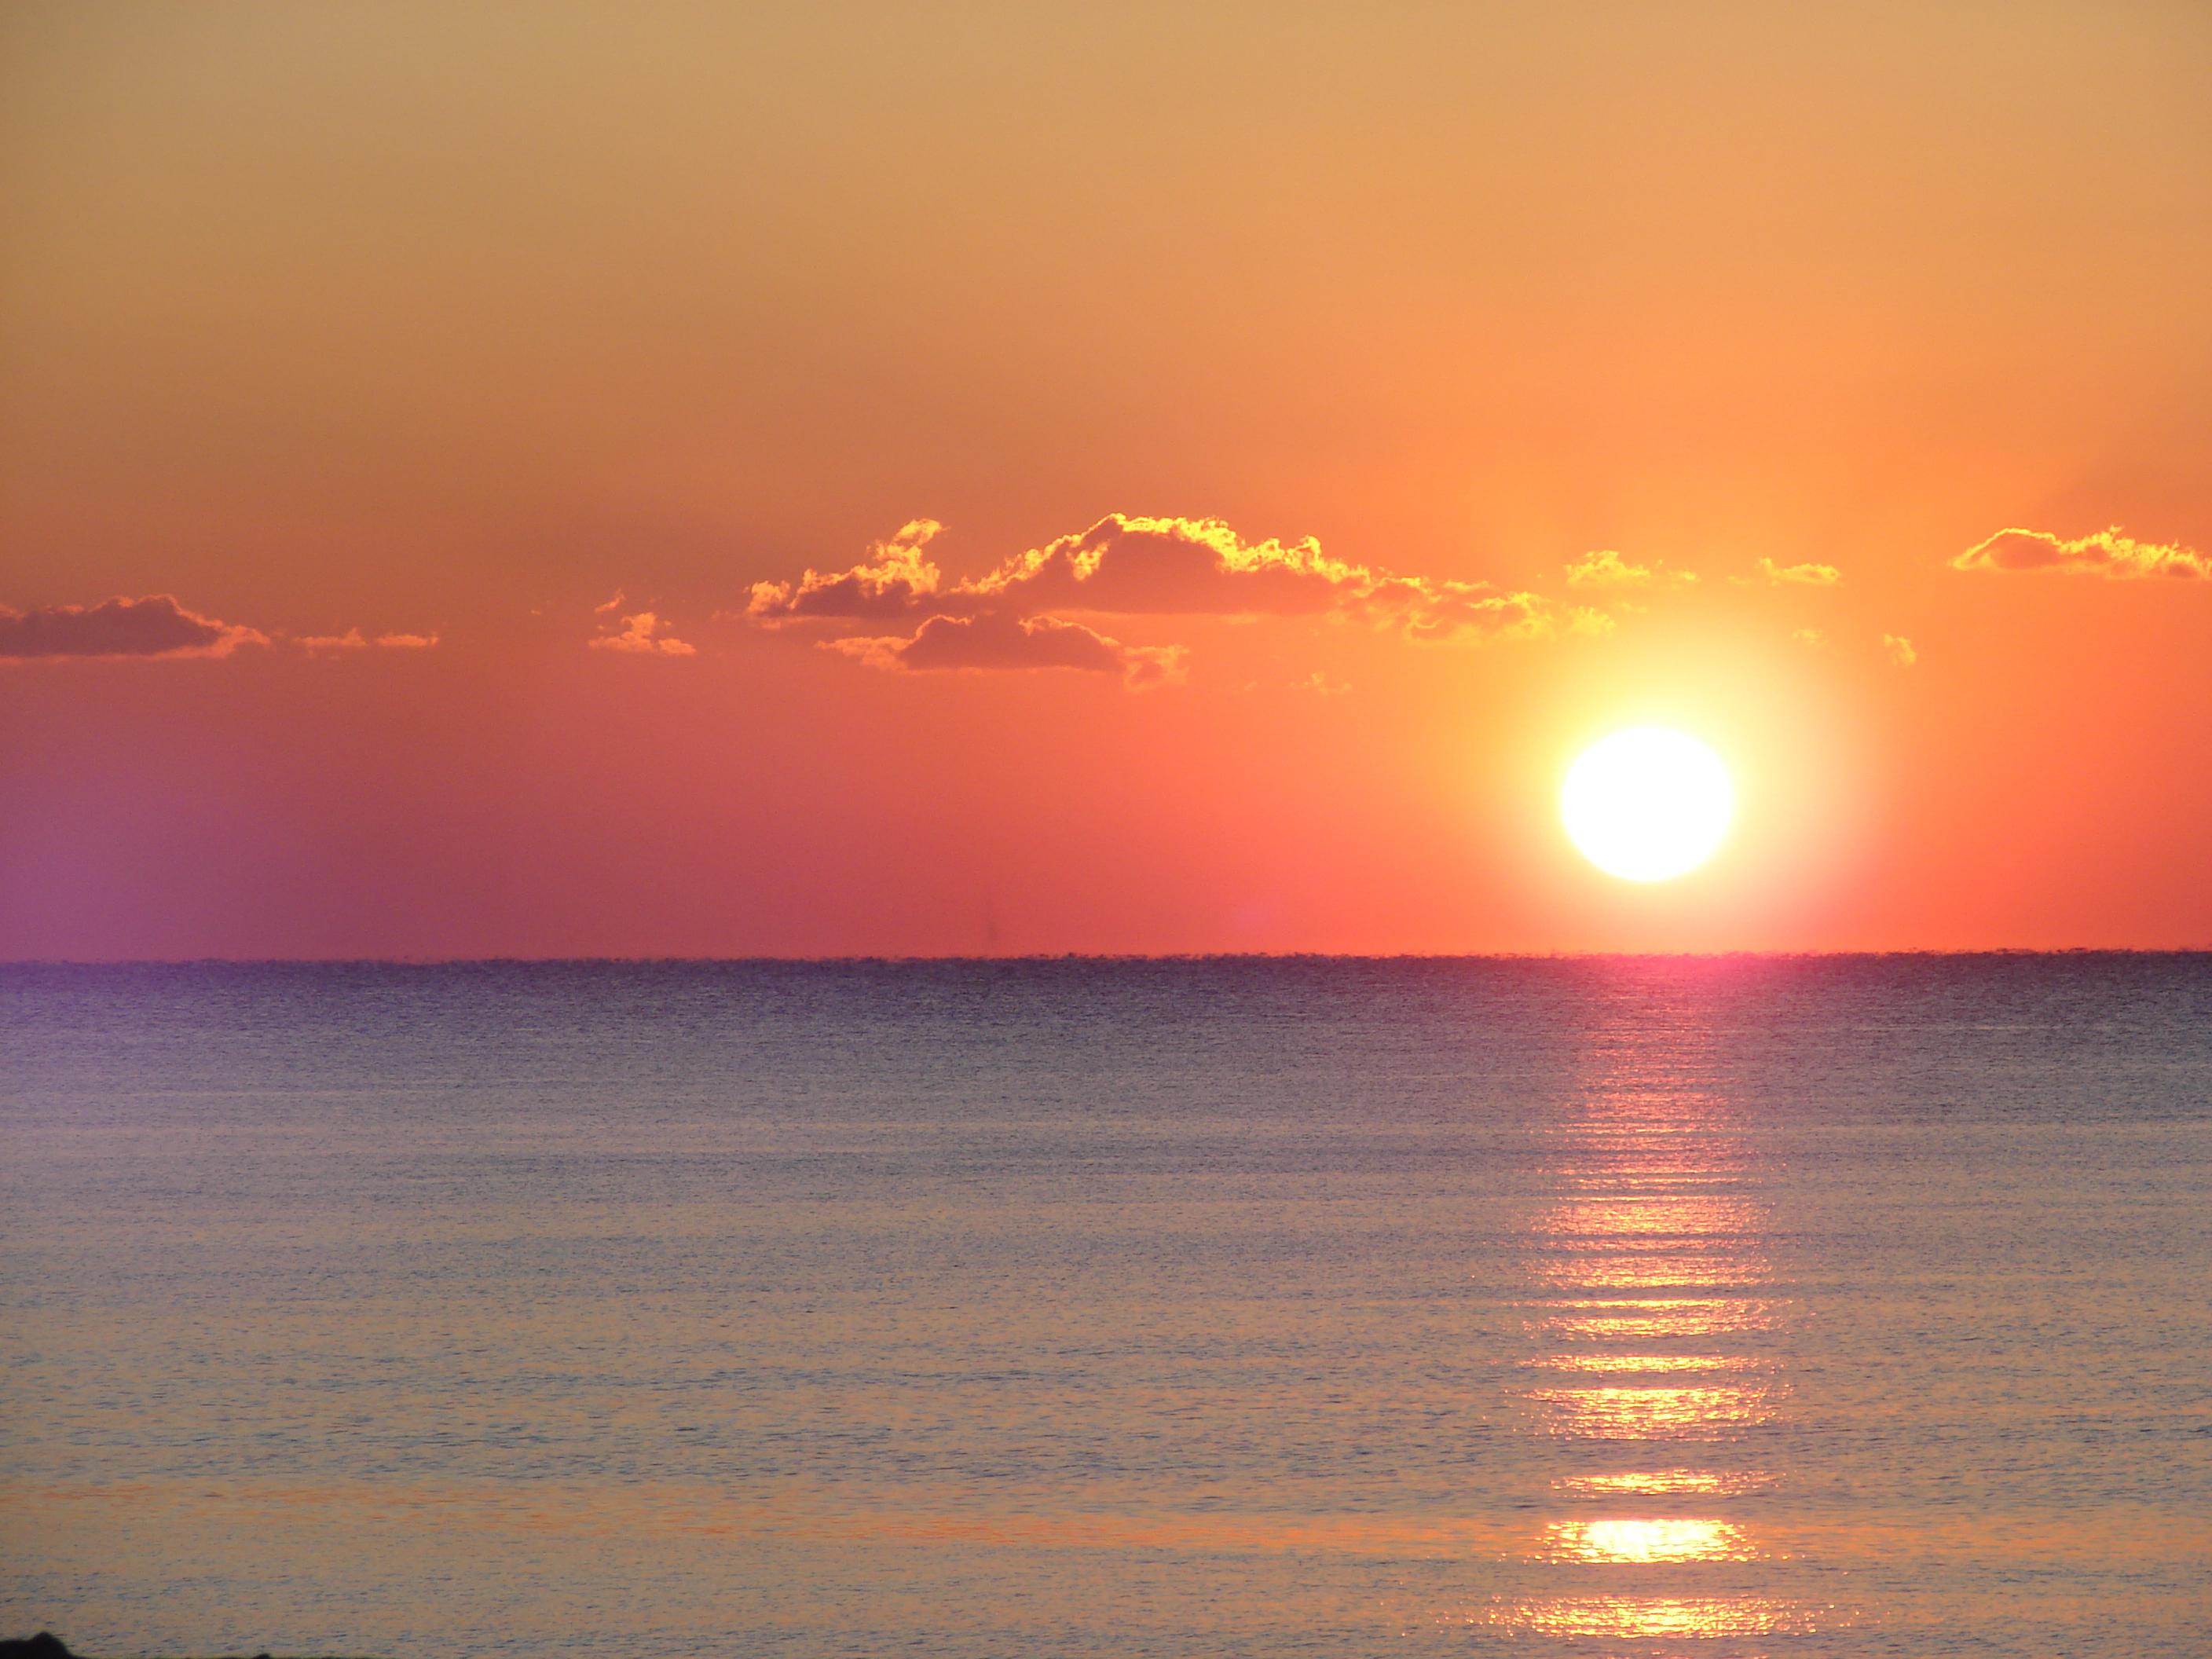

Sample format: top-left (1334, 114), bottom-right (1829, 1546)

top-left (1562, 727), bottom-right (1734, 882)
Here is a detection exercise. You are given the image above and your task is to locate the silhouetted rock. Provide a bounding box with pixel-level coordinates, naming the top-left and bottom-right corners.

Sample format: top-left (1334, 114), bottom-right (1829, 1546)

top-left (1, 1639), bottom-right (315, 1659)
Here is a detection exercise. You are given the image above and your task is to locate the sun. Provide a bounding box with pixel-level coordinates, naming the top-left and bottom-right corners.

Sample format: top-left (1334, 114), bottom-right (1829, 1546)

top-left (1562, 727), bottom-right (1734, 882)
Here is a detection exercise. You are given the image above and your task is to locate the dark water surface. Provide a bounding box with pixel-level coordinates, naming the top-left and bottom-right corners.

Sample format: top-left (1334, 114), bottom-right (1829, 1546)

top-left (2, 957), bottom-right (2208, 1657)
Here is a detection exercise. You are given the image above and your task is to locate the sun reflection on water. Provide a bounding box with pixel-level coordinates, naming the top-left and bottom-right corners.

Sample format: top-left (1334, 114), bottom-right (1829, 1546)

top-left (1481, 1594), bottom-right (1822, 1639)
top-left (1529, 1296), bottom-right (1783, 1341)
top-left (1477, 1006), bottom-right (1834, 1643)
top-left (1540, 1515), bottom-right (1756, 1563)
top-left (1532, 1252), bottom-right (1773, 1288)
top-left (1555, 1468), bottom-right (1766, 1496)
top-left (1538, 1195), bottom-right (1767, 1237)
top-left (1523, 1351), bottom-right (1752, 1373)
top-left (1528, 1382), bottom-right (1785, 1439)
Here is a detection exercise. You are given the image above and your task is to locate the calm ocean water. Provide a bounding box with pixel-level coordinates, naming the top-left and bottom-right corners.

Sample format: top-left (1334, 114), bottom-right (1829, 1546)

top-left (2, 957), bottom-right (2208, 1657)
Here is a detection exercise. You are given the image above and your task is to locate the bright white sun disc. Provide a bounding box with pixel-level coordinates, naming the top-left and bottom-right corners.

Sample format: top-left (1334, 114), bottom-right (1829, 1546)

top-left (1562, 727), bottom-right (1734, 882)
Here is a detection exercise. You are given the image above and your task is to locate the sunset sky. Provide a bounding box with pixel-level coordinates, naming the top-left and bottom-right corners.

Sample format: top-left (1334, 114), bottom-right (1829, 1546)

top-left (4, 2), bottom-right (2208, 958)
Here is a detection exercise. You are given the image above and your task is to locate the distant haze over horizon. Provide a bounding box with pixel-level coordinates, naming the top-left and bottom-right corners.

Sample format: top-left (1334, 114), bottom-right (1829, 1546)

top-left (3, 2), bottom-right (2208, 957)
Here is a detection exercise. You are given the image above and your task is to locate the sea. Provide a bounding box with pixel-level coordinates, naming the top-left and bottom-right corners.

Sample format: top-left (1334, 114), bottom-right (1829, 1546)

top-left (2, 956), bottom-right (2207, 1657)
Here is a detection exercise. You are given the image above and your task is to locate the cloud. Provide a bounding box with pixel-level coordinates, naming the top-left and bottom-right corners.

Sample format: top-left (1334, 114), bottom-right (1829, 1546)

top-left (0, 595), bottom-right (267, 659)
top-left (747, 520), bottom-right (946, 621)
top-left (298, 629), bottom-right (440, 650)
top-left (1566, 549), bottom-right (1697, 588)
top-left (751, 515), bottom-right (1615, 693)
top-left (1364, 577), bottom-right (1592, 642)
top-left (751, 515), bottom-right (1356, 623)
top-left (1760, 556), bottom-right (1843, 585)
top-left (751, 514), bottom-right (1581, 644)
top-left (963, 515), bottom-right (1383, 617)
top-left (591, 611), bottom-right (697, 656)
top-left (967, 515), bottom-right (1584, 641)
top-left (0, 596), bottom-right (437, 661)
top-left (830, 611), bottom-right (1185, 689)
top-left (1793, 628), bottom-right (1826, 648)
top-left (1882, 632), bottom-right (1917, 668)
top-left (1950, 526), bottom-right (2208, 580)
top-left (1240, 670), bottom-right (1353, 695)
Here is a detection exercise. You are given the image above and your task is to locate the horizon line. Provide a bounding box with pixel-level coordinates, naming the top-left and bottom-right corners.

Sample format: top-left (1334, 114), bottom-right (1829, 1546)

top-left (5, 947), bottom-right (2210, 969)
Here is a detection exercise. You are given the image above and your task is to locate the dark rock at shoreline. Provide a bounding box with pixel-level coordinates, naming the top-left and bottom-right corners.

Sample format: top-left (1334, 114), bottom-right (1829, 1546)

top-left (2, 1643), bottom-right (276, 1659)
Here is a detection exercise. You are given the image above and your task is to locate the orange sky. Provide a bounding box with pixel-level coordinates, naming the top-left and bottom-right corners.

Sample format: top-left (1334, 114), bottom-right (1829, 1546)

top-left (3, 2), bottom-right (2209, 958)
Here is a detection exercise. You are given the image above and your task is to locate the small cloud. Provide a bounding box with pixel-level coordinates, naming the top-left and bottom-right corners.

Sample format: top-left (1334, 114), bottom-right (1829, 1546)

top-left (830, 610), bottom-right (1184, 689)
top-left (1239, 670), bottom-right (1352, 696)
top-left (591, 611), bottom-right (697, 656)
top-left (1882, 632), bottom-right (1917, 668)
top-left (1565, 549), bottom-right (1697, 588)
top-left (594, 590), bottom-right (627, 614)
top-left (0, 594), bottom-right (267, 660)
top-left (1793, 628), bottom-right (1826, 648)
top-left (747, 520), bottom-right (945, 622)
top-left (1760, 557), bottom-right (1843, 586)
top-left (1370, 578), bottom-right (1569, 643)
top-left (1566, 606), bottom-right (1617, 636)
top-left (1950, 526), bottom-right (2208, 580)
top-left (297, 628), bottom-right (437, 651)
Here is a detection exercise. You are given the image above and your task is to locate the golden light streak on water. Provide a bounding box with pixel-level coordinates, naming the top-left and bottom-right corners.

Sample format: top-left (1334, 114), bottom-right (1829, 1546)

top-left (1475, 1594), bottom-right (1829, 1639)
top-left (1536, 1196), bottom-right (1767, 1238)
top-left (1523, 1351), bottom-right (1755, 1373)
top-left (1531, 1253), bottom-right (1773, 1288)
top-left (1525, 1382), bottom-right (1785, 1439)
top-left (1538, 1515), bottom-right (1756, 1562)
top-left (1554, 1468), bottom-right (1767, 1496)
top-left (1528, 1295), bottom-right (1784, 1340)
top-left (1483, 1013), bottom-right (1832, 1645)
